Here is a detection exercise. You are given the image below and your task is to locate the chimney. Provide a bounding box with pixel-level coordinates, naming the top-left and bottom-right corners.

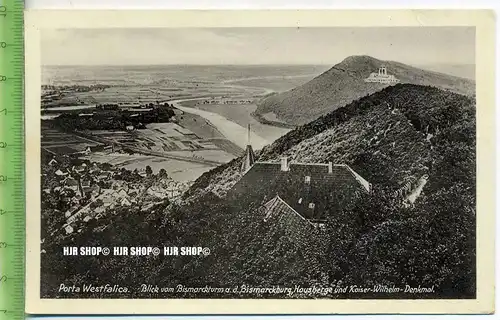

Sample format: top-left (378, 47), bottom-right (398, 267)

top-left (308, 202), bottom-right (316, 220)
top-left (328, 162), bottom-right (333, 174)
top-left (280, 157), bottom-right (289, 172)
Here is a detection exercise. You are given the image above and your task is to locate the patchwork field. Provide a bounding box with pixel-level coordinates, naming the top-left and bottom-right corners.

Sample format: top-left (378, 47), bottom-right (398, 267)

top-left (42, 120), bottom-right (236, 183)
top-left (44, 82), bottom-right (266, 108)
top-left (41, 124), bottom-right (104, 154)
top-left (42, 64), bottom-right (328, 86)
top-left (41, 65), bottom-right (322, 183)
top-left (87, 122), bottom-right (237, 158)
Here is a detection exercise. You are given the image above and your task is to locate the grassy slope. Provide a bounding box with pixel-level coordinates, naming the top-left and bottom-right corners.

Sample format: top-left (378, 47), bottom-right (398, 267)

top-left (256, 55), bottom-right (475, 126)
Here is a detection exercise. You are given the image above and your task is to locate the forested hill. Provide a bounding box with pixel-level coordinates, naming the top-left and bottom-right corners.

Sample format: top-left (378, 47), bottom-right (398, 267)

top-left (42, 84), bottom-right (476, 299)
top-left (179, 84), bottom-right (476, 297)
top-left (255, 55), bottom-right (475, 126)
top-left (190, 83), bottom-right (475, 199)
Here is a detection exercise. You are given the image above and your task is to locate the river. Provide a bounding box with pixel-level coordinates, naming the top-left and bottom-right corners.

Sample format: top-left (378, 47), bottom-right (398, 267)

top-left (169, 97), bottom-right (272, 150)
top-left (41, 89), bottom-right (288, 151)
top-left (40, 97), bottom-right (288, 151)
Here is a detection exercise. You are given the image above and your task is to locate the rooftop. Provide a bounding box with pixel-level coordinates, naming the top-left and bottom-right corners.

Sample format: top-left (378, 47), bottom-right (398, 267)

top-left (229, 159), bottom-right (370, 222)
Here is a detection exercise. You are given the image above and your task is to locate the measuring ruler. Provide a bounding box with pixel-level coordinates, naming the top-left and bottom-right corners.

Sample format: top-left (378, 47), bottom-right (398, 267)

top-left (0, 0), bottom-right (24, 319)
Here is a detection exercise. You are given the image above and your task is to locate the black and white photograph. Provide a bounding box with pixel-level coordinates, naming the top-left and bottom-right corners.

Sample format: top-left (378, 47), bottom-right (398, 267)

top-left (30, 12), bottom-right (491, 310)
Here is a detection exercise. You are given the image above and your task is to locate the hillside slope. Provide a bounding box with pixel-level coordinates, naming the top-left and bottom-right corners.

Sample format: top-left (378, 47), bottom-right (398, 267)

top-left (256, 55), bottom-right (475, 125)
top-left (41, 84), bottom-right (476, 299)
top-left (191, 83), bottom-right (475, 198)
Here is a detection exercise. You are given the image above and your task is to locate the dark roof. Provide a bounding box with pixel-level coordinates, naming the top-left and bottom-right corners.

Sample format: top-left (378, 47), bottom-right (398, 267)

top-left (228, 161), bottom-right (370, 221)
top-left (263, 195), bottom-right (312, 225)
top-left (260, 195), bottom-right (315, 237)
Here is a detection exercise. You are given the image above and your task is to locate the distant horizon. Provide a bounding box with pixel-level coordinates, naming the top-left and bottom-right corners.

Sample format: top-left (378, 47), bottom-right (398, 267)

top-left (42, 27), bottom-right (475, 66)
top-left (41, 60), bottom-right (476, 80)
top-left (42, 62), bottom-right (476, 67)
top-left (42, 63), bottom-right (332, 67)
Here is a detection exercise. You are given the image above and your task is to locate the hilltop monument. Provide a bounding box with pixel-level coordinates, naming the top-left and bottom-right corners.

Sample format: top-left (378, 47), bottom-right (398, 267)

top-left (364, 65), bottom-right (400, 84)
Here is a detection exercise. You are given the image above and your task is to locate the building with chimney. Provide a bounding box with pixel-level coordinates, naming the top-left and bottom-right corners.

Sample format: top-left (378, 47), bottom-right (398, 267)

top-left (230, 155), bottom-right (371, 226)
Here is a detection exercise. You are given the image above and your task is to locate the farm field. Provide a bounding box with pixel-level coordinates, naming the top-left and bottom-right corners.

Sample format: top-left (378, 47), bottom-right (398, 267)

top-left (41, 123), bottom-right (104, 155)
top-left (40, 64), bottom-right (322, 183)
top-left (43, 82), bottom-right (265, 108)
top-left (86, 122), bottom-right (233, 153)
top-left (42, 64), bottom-right (328, 86)
top-left (87, 121), bottom-right (237, 161)
top-left (41, 64), bottom-right (326, 109)
top-left (42, 120), bottom-right (236, 182)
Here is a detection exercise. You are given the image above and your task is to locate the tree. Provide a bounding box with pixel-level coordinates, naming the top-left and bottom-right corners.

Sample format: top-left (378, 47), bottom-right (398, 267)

top-left (146, 165), bottom-right (153, 176)
top-left (159, 168), bottom-right (168, 179)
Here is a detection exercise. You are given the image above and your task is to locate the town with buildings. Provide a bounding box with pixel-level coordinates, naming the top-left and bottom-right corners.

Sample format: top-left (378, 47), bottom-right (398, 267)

top-left (42, 84), bottom-right (111, 107)
top-left (41, 153), bottom-right (188, 242)
top-left (197, 98), bottom-right (255, 105)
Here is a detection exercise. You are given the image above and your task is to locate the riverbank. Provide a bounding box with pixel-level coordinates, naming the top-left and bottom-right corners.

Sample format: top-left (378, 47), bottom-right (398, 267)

top-left (250, 111), bottom-right (296, 129)
top-left (170, 98), bottom-right (270, 150)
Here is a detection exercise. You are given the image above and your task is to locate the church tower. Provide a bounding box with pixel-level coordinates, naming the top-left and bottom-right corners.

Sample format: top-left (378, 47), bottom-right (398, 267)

top-left (241, 124), bottom-right (255, 174)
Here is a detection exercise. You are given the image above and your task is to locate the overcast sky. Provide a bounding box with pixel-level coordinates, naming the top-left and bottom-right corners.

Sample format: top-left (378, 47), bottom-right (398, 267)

top-left (41, 27), bottom-right (475, 66)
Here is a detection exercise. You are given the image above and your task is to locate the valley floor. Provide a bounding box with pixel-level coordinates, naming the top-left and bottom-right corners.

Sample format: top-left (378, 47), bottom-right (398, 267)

top-left (41, 71), bottom-right (304, 185)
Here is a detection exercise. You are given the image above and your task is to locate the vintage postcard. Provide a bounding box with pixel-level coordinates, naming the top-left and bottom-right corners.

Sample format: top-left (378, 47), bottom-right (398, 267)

top-left (25, 10), bottom-right (495, 315)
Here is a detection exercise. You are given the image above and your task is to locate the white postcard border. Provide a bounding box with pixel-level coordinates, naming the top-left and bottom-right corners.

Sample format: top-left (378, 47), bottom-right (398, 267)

top-left (25, 9), bottom-right (495, 315)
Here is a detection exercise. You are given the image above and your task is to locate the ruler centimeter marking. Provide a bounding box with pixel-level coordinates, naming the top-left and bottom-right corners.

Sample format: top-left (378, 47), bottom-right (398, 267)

top-left (0, 0), bottom-right (25, 319)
